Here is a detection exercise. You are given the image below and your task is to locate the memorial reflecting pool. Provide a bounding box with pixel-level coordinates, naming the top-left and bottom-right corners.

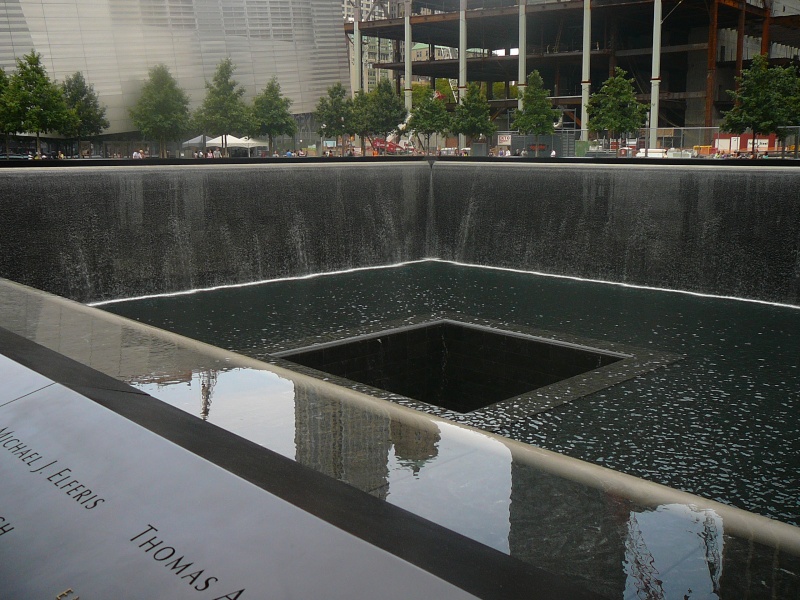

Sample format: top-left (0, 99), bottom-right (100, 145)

top-left (102, 260), bottom-right (800, 527)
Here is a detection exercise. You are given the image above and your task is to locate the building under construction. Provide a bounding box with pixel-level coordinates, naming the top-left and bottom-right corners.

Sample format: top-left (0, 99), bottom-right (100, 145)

top-left (345, 0), bottom-right (800, 138)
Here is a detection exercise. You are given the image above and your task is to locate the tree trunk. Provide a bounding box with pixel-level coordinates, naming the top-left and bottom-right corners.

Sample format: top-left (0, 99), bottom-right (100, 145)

top-left (751, 131), bottom-right (758, 159)
top-left (36, 132), bottom-right (41, 156)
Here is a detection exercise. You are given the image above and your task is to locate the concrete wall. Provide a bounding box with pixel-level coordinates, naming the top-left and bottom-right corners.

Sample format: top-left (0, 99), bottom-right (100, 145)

top-left (1, 160), bottom-right (798, 305)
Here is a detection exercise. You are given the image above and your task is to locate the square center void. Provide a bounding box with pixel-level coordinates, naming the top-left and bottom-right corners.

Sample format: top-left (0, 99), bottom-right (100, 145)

top-left (275, 321), bottom-right (625, 413)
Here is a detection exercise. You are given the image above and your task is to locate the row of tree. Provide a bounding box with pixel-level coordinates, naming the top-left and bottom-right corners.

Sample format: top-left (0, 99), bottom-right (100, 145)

top-left (2, 49), bottom-right (796, 159)
top-left (583, 56), bottom-right (800, 158)
top-left (315, 78), bottom-right (516, 155)
top-left (0, 52), bottom-right (298, 158)
top-left (314, 68), bottom-right (649, 156)
top-left (0, 52), bottom-right (109, 156)
top-left (131, 58), bottom-right (297, 157)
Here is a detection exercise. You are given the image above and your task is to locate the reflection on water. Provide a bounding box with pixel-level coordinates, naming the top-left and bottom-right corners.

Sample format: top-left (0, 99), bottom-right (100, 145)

top-left (103, 261), bottom-right (800, 528)
top-left (117, 363), bottom-right (796, 599)
top-left (624, 505), bottom-right (722, 600)
top-left (134, 367), bottom-right (298, 460)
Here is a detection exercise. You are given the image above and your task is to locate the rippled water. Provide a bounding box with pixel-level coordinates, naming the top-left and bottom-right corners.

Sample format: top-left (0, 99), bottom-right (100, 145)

top-left (102, 261), bottom-right (800, 525)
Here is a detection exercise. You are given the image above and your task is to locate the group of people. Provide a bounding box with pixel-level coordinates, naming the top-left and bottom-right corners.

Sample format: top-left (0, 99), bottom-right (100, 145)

top-left (191, 149), bottom-right (223, 159)
top-left (489, 148), bottom-right (557, 158)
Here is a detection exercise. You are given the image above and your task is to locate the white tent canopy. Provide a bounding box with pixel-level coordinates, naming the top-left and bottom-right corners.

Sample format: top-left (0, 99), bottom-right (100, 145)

top-left (183, 135), bottom-right (268, 149)
top-left (227, 136), bottom-right (269, 149)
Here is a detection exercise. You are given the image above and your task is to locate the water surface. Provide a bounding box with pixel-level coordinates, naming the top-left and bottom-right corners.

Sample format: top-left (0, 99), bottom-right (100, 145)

top-left (103, 261), bottom-right (800, 525)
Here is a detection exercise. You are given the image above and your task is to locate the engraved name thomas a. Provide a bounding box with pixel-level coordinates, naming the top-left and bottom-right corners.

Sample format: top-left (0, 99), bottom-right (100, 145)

top-left (130, 525), bottom-right (246, 599)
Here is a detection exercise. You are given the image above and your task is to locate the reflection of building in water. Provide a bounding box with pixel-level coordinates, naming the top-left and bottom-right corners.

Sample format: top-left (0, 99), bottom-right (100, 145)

top-left (625, 514), bottom-right (666, 599)
top-left (200, 369), bottom-right (218, 421)
top-left (702, 512), bottom-right (723, 597)
top-left (293, 382), bottom-right (442, 496)
top-left (294, 382), bottom-right (392, 499)
top-left (508, 461), bottom-right (627, 598)
top-left (623, 504), bottom-right (723, 600)
top-left (389, 418), bottom-right (440, 475)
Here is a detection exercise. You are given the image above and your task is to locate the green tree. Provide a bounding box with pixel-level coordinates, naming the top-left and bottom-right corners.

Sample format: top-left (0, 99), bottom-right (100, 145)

top-left (130, 64), bottom-right (190, 158)
top-left (587, 67), bottom-right (648, 155)
top-left (722, 54), bottom-right (799, 158)
top-left (492, 81), bottom-right (517, 99)
top-left (314, 83), bottom-right (350, 155)
top-left (61, 72), bottom-right (109, 156)
top-left (0, 68), bottom-right (12, 157)
top-left (412, 82), bottom-right (433, 107)
top-left (450, 82), bottom-right (497, 144)
top-left (5, 51), bottom-right (72, 155)
top-left (434, 79), bottom-right (456, 104)
top-left (513, 70), bottom-right (559, 157)
top-left (194, 58), bottom-right (251, 156)
top-left (346, 90), bottom-right (372, 156)
top-left (251, 76), bottom-right (297, 155)
top-left (366, 79), bottom-right (408, 154)
top-left (408, 89), bottom-right (450, 154)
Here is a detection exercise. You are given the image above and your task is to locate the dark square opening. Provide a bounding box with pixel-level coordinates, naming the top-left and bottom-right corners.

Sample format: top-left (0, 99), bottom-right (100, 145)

top-left (276, 321), bottom-right (624, 413)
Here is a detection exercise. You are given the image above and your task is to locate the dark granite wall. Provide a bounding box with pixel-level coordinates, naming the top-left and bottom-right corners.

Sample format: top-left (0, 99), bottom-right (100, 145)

top-left (0, 163), bottom-right (431, 302)
top-left (1, 160), bottom-right (798, 305)
top-left (429, 162), bottom-right (800, 305)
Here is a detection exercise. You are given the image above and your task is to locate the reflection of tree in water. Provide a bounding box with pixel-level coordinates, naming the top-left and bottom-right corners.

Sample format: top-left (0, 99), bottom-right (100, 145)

top-left (199, 369), bottom-right (218, 421)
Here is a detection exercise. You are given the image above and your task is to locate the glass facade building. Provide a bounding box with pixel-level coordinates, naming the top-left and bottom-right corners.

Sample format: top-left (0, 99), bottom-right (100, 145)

top-left (0, 0), bottom-right (351, 134)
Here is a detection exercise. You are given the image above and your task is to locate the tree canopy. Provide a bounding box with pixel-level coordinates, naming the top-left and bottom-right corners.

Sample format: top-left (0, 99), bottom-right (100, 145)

top-left (314, 83), bottom-right (350, 154)
top-left (492, 81), bottom-right (517, 100)
top-left (366, 79), bottom-right (408, 152)
top-left (513, 71), bottom-right (559, 157)
top-left (61, 72), bottom-right (109, 143)
top-left (514, 71), bottom-right (558, 135)
top-left (346, 90), bottom-right (372, 156)
top-left (408, 88), bottom-right (450, 153)
top-left (0, 68), bottom-right (12, 156)
top-left (5, 51), bottom-right (72, 153)
top-left (412, 82), bottom-right (435, 107)
top-left (587, 67), bottom-right (648, 143)
top-left (130, 64), bottom-right (191, 158)
top-left (722, 53), bottom-right (799, 157)
top-left (194, 58), bottom-right (251, 154)
top-left (450, 82), bottom-right (497, 141)
top-left (434, 79), bottom-right (456, 104)
top-left (251, 76), bottom-right (296, 154)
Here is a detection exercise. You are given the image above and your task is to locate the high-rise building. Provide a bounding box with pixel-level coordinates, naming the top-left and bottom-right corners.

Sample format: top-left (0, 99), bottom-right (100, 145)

top-left (0, 0), bottom-right (351, 134)
top-left (343, 0), bottom-right (396, 93)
